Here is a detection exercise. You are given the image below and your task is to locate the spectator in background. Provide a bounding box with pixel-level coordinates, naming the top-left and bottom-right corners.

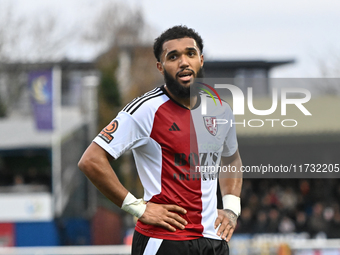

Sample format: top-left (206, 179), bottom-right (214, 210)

top-left (248, 194), bottom-right (260, 212)
top-left (268, 186), bottom-right (280, 208)
top-left (298, 180), bottom-right (312, 210)
top-left (27, 167), bottom-right (38, 184)
top-left (266, 208), bottom-right (280, 233)
top-left (323, 207), bottom-right (334, 223)
top-left (328, 209), bottom-right (340, 239)
top-left (261, 193), bottom-right (271, 212)
top-left (335, 185), bottom-right (340, 205)
top-left (11, 174), bottom-right (27, 192)
top-left (241, 180), bottom-right (253, 205)
top-left (308, 202), bottom-right (328, 237)
top-left (278, 216), bottom-right (295, 233)
top-left (295, 211), bottom-right (308, 233)
top-left (253, 211), bottom-right (267, 234)
top-left (323, 206), bottom-right (335, 237)
top-left (280, 187), bottom-right (298, 215)
top-left (233, 179), bottom-right (340, 237)
top-left (311, 180), bottom-right (326, 203)
top-left (14, 174), bottom-right (25, 184)
top-left (236, 207), bottom-right (253, 234)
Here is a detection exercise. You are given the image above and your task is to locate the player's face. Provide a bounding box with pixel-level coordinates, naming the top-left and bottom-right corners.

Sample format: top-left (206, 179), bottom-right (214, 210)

top-left (157, 37), bottom-right (204, 91)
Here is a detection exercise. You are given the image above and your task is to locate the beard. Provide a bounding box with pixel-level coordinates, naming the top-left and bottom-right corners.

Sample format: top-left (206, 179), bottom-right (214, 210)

top-left (164, 67), bottom-right (204, 99)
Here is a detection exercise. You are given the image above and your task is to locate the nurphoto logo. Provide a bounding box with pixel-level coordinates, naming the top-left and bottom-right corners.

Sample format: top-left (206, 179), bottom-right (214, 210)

top-left (199, 83), bottom-right (312, 128)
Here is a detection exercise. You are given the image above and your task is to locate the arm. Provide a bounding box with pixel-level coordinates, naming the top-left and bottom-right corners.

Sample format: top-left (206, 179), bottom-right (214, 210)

top-left (219, 149), bottom-right (243, 198)
top-left (78, 142), bottom-right (187, 231)
top-left (214, 149), bottom-right (243, 242)
top-left (78, 142), bottom-right (129, 207)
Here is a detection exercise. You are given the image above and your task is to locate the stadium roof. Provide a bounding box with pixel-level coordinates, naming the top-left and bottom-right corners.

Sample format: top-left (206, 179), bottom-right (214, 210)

top-left (0, 107), bottom-right (86, 150)
top-left (0, 61), bottom-right (96, 72)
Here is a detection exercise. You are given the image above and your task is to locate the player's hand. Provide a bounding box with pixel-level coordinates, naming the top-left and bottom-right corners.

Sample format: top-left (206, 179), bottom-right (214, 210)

top-left (214, 209), bottom-right (238, 242)
top-left (139, 202), bottom-right (188, 232)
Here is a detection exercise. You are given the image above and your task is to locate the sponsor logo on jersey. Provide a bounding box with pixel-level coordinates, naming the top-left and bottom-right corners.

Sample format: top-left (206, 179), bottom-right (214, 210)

top-left (169, 122), bottom-right (180, 131)
top-left (173, 152), bottom-right (220, 181)
top-left (199, 143), bottom-right (220, 151)
top-left (98, 120), bottom-right (118, 143)
top-left (174, 152), bottom-right (220, 167)
top-left (203, 116), bottom-right (218, 136)
top-left (172, 172), bottom-right (218, 182)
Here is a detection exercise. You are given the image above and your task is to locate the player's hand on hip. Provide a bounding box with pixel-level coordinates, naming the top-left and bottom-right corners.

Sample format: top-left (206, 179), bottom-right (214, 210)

top-left (139, 202), bottom-right (188, 232)
top-left (215, 209), bottom-right (238, 242)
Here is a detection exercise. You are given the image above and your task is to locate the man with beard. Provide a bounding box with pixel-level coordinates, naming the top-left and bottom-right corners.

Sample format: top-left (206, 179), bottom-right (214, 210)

top-left (78, 25), bottom-right (242, 255)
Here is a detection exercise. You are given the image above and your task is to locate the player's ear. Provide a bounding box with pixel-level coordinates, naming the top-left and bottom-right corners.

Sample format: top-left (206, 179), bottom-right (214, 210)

top-left (200, 54), bottom-right (204, 67)
top-left (157, 62), bottom-right (164, 75)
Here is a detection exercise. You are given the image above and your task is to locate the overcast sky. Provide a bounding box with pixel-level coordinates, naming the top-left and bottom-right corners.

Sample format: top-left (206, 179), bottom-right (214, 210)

top-left (2, 0), bottom-right (340, 78)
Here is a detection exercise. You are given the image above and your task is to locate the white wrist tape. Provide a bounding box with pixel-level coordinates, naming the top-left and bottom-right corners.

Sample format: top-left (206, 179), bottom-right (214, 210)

top-left (222, 194), bottom-right (241, 217)
top-left (121, 192), bottom-right (146, 218)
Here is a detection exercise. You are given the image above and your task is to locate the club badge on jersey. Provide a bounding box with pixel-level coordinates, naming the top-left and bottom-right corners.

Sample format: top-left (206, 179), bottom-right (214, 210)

top-left (203, 116), bottom-right (218, 136)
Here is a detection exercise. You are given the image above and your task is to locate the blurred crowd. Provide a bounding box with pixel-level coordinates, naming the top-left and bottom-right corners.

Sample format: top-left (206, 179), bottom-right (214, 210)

top-left (235, 179), bottom-right (340, 238)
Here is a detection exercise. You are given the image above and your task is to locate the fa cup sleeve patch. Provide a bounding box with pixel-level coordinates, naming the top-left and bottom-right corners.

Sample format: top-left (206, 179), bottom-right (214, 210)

top-left (98, 120), bottom-right (119, 143)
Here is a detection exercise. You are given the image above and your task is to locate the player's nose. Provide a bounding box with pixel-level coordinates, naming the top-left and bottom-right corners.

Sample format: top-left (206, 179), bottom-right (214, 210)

top-left (178, 55), bottom-right (189, 68)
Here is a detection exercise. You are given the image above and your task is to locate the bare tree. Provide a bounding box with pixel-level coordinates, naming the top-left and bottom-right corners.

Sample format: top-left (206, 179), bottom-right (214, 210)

top-left (83, 2), bottom-right (154, 51)
top-left (312, 48), bottom-right (340, 95)
top-left (0, 3), bottom-right (79, 116)
top-left (0, 5), bottom-right (24, 62)
top-left (0, 5), bottom-right (77, 62)
top-left (83, 1), bottom-right (156, 125)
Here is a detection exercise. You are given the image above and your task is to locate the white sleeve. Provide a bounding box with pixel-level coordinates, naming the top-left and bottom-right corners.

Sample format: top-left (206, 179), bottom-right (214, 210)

top-left (93, 111), bottom-right (149, 159)
top-left (221, 107), bottom-right (238, 157)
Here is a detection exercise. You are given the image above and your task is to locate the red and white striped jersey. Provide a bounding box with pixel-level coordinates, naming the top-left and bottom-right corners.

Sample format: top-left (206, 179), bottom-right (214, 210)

top-left (93, 85), bottom-right (238, 241)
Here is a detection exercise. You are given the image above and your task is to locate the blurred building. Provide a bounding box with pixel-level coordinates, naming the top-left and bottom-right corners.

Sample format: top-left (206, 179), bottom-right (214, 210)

top-left (0, 61), bottom-right (98, 246)
top-left (204, 60), bottom-right (294, 96)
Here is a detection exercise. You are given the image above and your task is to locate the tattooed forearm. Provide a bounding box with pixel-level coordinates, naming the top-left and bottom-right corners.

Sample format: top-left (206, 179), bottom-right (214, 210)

top-left (223, 209), bottom-right (237, 227)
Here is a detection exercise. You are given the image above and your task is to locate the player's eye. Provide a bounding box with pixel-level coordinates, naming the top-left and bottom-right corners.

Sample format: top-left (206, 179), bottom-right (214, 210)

top-left (188, 51), bottom-right (196, 57)
top-left (168, 54), bottom-right (177, 60)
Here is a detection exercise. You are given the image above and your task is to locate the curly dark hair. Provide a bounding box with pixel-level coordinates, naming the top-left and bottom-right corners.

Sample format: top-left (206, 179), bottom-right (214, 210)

top-left (153, 25), bottom-right (204, 62)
